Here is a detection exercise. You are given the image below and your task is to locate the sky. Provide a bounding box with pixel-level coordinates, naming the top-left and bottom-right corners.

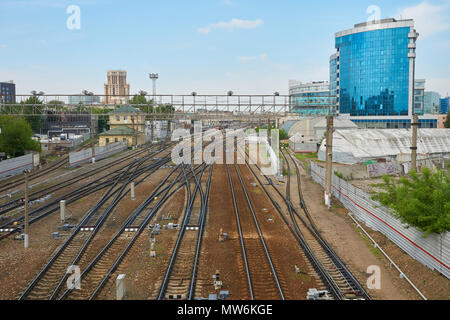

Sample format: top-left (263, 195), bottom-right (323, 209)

top-left (0, 0), bottom-right (449, 96)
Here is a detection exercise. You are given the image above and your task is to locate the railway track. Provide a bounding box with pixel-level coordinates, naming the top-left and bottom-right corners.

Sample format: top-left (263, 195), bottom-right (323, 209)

top-left (156, 163), bottom-right (212, 300)
top-left (226, 163), bottom-right (285, 300)
top-left (18, 136), bottom-right (212, 300)
top-left (19, 156), bottom-right (155, 300)
top-left (243, 144), bottom-right (370, 300)
top-left (72, 164), bottom-right (208, 300)
top-left (0, 144), bottom-right (155, 216)
top-left (0, 142), bottom-right (91, 195)
top-left (58, 164), bottom-right (191, 300)
top-left (281, 150), bottom-right (370, 299)
top-left (0, 144), bottom-right (170, 239)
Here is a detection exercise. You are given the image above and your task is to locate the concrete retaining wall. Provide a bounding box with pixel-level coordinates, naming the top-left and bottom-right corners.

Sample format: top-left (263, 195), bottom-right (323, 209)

top-left (69, 142), bottom-right (127, 168)
top-left (0, 153), bottom-right (38, 180)
top-left (310, 161), bottom-right (450, 279)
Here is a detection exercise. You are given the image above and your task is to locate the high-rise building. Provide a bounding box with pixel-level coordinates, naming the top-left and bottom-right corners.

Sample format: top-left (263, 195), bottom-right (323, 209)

top-left (414, 79), bottom-right (425, 115)
top-left (424, 91), bottom-right (441, 114)
top-left (0, 81), bottom-right (16, 104)
top-left (441, 97), bottom-right (449, 114)
top-left (331, 18), bottom-right (437, 128)
top-left (104, 70), bottom-right (130, 105)
top-left (288, 81), bottom-right (334, 116)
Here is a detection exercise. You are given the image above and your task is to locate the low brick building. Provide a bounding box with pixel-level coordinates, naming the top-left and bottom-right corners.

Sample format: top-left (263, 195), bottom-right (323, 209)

top-left (99, 126), bottom-right (145, 147)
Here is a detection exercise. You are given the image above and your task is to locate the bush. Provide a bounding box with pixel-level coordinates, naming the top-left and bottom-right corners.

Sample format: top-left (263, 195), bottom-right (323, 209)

top-left (0, 116), bottom-right (41, 157)
top-left (372, 167), bottom-right (450, 236)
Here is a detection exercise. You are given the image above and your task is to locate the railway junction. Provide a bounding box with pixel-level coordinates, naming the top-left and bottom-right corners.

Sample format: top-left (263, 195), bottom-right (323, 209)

top-left (0, 118), bottom-right (447, 301)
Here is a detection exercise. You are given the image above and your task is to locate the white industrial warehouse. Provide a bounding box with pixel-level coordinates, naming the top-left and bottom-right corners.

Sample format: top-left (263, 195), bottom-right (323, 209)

top-left (317, 128), bottom-right (450, 164)
top-left (282, 117), bottom-right (357, 153)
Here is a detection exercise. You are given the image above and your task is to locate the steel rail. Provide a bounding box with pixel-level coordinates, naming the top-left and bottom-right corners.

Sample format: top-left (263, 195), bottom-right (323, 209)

top-left (156, 163), bottom-right (208, 300)
top-left (19, 150), bottom-right (170, 299)
top-left (285, 150), bottom-right (371, 300)
top-left (280, 150), bottom-right (343, 299)
top-left (188, 164), bottom-right (213, 300)
top-left (0, 145), bottom-right (153, 214)
top-left (234, 164), bottom-right (285, 300)
top-left (87, 163), bottom-right (207, 300)
top-left (18, 159), bottom-right (137, 300)
top-left (0, 155), bottom-right (170, 237)
top-left (47, 153), bottom-right (159, 299)
top-left (57, 164), bottom-right (183, 299)
top-left (225, 163), bottom-right (254, 300)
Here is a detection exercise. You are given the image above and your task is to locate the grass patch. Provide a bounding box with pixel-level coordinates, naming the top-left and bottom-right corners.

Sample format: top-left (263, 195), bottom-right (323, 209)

top-left (291, 271), bottom-right (313, 283)
top-left (294, 153), bottom-right (317, 161)
top-left (353, 226), bottom-right (382, 260)
top-left (332, 202), bottom-right (345, 209)
top-left (252, 187), bottom-right (262, 194)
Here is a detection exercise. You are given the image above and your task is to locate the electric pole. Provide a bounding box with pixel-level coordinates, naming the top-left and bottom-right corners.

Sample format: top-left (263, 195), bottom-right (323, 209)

top-left (149, 73), bottom-right (159, 143)
top-left (325, 115), bottom-right (333, 210)
top-left (24, 170), bottom-right (30, 248)
top-left (411, 114), bottom-right (418, 172)
top-left (91, 116), bottom-right (96, 163)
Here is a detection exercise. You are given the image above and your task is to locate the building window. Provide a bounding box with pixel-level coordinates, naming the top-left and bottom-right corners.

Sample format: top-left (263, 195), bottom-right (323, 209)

top-left (106, 138), bottom-right (109, 143)
top-left (115, 138), bottom-right (118, 142)
top-left (123, 138), bottom-right (126, 142)
top-left (116, 116), bottom-right (120, 121)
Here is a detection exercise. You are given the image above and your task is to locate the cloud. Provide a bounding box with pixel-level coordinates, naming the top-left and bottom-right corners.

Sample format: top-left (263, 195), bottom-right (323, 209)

top-left (238, 54), bottom-right (267, 63)
top-left (398, 1), bottom-right (450, 38)
top-left (0, 44), bottom-right (7, 49)
top-left (198, 18), bottom-right (263, 34)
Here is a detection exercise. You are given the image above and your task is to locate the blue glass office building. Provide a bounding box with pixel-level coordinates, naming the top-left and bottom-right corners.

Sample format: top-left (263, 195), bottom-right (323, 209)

top-left (441, 98), bottom-right (449, 114)
top-left (330, 19), bottom-right (436, 128)
top-left (289, 81), bottom-right (333, 116)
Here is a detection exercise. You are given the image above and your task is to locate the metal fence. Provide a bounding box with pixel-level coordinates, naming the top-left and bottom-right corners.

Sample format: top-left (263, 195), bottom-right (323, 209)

top-left (69, 142), bottom-right (127, 168)
top-left (310, 161), bottom-right (450, 279)
top-left (0, 153), bottom-right (38, 181)
top-left (72, 133), bottom-right (91, 147)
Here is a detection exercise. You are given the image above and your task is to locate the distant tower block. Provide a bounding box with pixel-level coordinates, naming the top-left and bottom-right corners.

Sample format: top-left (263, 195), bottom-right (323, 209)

top-left (104, 70), bottom-right (130, 105)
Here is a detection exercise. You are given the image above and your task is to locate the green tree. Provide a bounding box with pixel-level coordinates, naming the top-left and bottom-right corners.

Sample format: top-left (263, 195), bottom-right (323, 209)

top-left (0, 116), bottom-right (41, 157)
top-left (89, 107), bottom-right (110, 133)
top-left (21, 96), bottom-right (43, 133)
top-left (372, 167), bottom-right (450, 236)
top-left (129, 95), bottom-right (154, 113)
top-left (444, 110), bottom-right (450, 128)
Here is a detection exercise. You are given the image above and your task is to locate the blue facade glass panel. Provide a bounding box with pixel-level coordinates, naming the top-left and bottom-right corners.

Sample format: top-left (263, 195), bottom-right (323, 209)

top-left (336, 27), bottom-right (410, 116)
top-left (329, 55), bottom-right (338, 109)
top-left (440, 98), bottom-right (449, 114)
